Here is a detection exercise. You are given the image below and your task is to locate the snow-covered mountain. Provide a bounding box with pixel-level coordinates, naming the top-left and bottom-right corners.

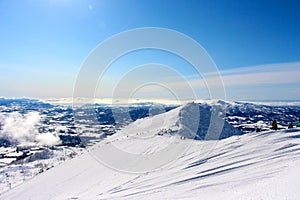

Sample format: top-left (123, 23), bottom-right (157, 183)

top-left (1, 102), bottom-right (300, 200)
top-left (109, 102), bottom-right (243, 140)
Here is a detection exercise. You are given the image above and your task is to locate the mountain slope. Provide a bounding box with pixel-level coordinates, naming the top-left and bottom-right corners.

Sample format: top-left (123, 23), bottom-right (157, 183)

top-left (110, 102), bottom-right (243, 140)
top-left (1, 103), bottom-right (300, 200)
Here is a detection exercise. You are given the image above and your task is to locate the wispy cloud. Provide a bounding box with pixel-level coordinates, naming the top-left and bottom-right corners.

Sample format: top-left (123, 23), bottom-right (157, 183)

top-left (114, 62), bottom-right (300, 100)
top-left (184, 62), bottom-right (300, 88)
top-left (189, 62), bottom-right (300, 100)
top-left (37, 62), bottom-right (300, 101)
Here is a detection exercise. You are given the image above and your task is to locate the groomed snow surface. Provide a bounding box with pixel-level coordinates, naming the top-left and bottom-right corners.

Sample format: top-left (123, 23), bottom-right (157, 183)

top-left (1, 103), bottom-right (300, 200)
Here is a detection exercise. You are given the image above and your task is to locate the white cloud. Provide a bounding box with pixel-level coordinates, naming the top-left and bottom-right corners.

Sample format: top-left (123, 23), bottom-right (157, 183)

top-left (0, 112), bottom-right (61, 146)
top-left (140, 62), bottom-right (300, 100)
top-left (185, 62), bottom-right (300, 87)
top-left (37, 62), bottom-right (300, 101)
top-left (36, 132), bottom-right (61, 146)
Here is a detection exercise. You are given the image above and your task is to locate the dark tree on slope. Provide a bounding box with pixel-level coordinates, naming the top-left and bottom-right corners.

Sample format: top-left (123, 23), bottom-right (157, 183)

top-left (271, 119), bottom-right (278, 130)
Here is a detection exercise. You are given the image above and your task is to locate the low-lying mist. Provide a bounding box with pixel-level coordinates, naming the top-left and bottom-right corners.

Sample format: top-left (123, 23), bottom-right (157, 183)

top-left (0, 112), bottom-right (61, 146)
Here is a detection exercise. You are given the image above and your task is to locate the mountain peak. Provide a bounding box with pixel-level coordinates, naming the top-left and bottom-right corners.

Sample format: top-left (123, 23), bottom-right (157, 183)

top-left (178, 102), bottom-right (243, 140)
top-left (116, 102), bottom-right (243, 141)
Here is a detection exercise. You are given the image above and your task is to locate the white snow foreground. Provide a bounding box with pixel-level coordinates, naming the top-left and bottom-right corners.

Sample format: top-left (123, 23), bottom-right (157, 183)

top-left (1, 104), bottom-right (300, 200)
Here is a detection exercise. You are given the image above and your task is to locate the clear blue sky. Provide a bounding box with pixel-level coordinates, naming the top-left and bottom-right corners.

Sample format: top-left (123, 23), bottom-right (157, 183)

top-left (0, 0), bottom-right (300, 100)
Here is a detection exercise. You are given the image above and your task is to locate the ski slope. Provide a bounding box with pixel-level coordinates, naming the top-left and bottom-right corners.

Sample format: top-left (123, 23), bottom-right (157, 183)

top-left (1, 103), bottom-right (300, 200)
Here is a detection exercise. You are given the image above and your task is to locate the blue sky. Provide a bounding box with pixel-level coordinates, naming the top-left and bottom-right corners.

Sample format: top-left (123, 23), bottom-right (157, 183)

top-left (0, 0), bottom-right (300, 100)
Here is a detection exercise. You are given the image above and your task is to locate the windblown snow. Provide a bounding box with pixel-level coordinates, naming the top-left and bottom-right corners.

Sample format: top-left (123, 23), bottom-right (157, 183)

top-left (1, 103), bottom-right (300, 200)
